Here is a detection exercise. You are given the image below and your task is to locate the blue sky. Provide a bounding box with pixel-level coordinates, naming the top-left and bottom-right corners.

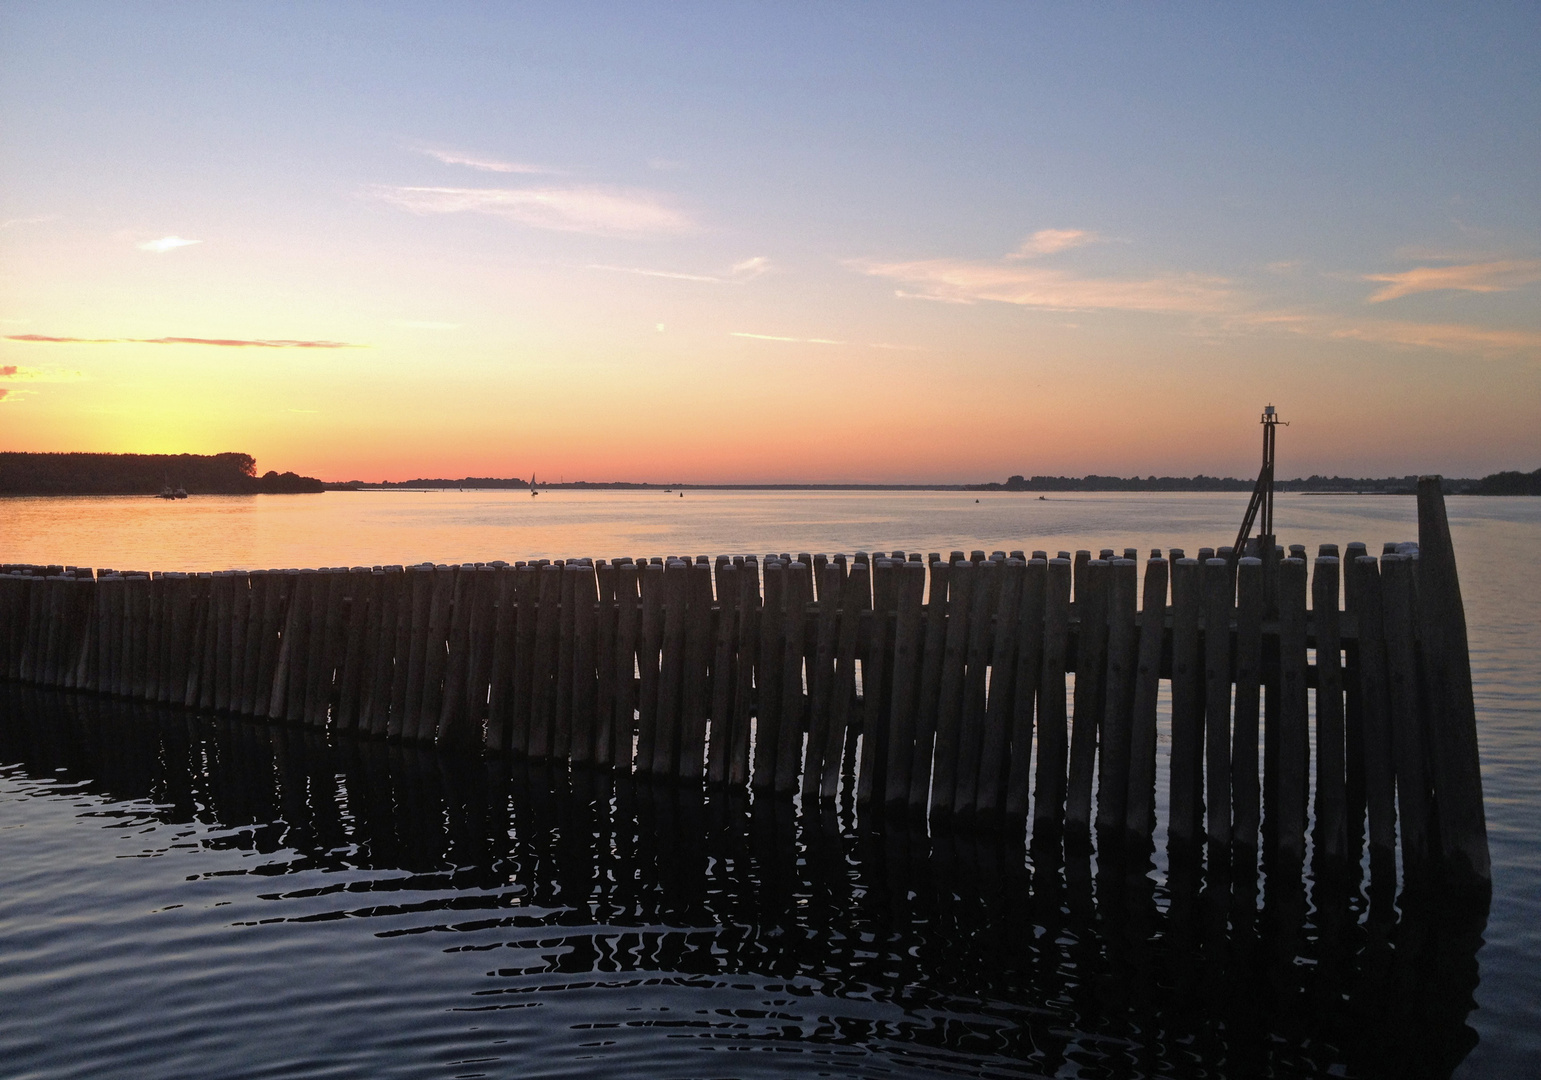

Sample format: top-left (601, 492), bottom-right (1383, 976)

top-left (2, 2), bottom-right (1538, 481)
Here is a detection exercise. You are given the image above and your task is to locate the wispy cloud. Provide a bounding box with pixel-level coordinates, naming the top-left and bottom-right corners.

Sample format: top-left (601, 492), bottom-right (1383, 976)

top-left (138, 236), bottom-right (201, 253)
top-left (852, 256), bottom-right (1231, 313)
top-left (1007, 228), bottom-right (1098, 258)
top-left (0, 364), bottom-right (85, 381)
top-left (6, 334), bottom-right (363, 348)
top-left (373, 184), bottom-right (692, 237)
top-left (731, 332), bottom-right (846, 345)
top-left (418, 147), bottom-right (550, 174)
top-left (587, 255), bottom-right (769, 284)
top-left (1, 214), bottom-right (58, 229)
top-left (1228, 310), bottom-right (1541, 356)
top-left (1364, 259), bottom-right (1541, 302)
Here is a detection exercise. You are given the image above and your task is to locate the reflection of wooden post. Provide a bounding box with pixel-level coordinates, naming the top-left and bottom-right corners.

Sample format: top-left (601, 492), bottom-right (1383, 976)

top-left (1415, 477), bottom-right (1491, 889)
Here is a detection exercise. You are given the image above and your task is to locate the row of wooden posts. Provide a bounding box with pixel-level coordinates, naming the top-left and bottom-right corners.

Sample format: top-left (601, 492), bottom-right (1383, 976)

top-left (0, 479), bottom-right (1489, 890)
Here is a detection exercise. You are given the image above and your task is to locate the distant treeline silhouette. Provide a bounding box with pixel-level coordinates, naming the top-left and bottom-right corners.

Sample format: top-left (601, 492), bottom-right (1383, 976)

top-left (0, 452), bottom-right (323, 495)
top-left (967, 471), bottom-right (1540, 494)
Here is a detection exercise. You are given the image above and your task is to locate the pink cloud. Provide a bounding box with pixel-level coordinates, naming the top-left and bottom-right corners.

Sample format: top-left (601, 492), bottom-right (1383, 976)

top-left (1364, 260), bottom-right (1541, 302)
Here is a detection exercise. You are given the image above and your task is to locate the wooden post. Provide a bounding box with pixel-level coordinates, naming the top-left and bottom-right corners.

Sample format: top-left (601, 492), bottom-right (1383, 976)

top-left (227, 573), bottom-right (250, 712)
top-left (435, 566), bottom-right (477, 748)
top-left (1276, 557), bottom-right (1310, 864)
top-left (400, 565), bottom-right (433, 737)
top-left (570, 563), bottom-right (601, 766)
top-left (1231, 556), bottom-right (1263, 851)
top-left (952, 557), bottom-right (1001, 817)
top-left (1123, 557), bottom-right (1168, 844)
top-left (753, 559), bottom-right (785, 792)
top-left (266, 570), bottom-right (299, 719)
top-left (633, 562), bottom-right (664, 772)
top-left (1414, 477), bottom-right (1490, 888)
top-left (678, 560), bottom-right (714, 781)
top-left (652, 559), bottom-right (689, 776)
top-left (1381, 553), bottom-right (1431, 878)
top-left (929, 559), bottom-right (975, 820)
top-left (730, 557), bottom-right (759, 787)
top-left (775, 560), bottom-right (811, 794)
top-left (1203, 557), bottom-right (1233, 848)
top-left (612, 561), bottom-right (641, 770)
top-left (1168, 558), bottom-right (1202, 848)
top-left (1066, 559), bottom-right (1109, 835)
top-left (975, 557), bottom-right (1024, 825)
top-left (1095, 558), bottom-right (1138, 837)
top-left (238, 571), bottom-right (267, 715)
top-left (484, 565), bottom-right (517, 751)
top-left (803, 560), bottom-right (842, 801)
top-left (336, 568), bottom-right (373, 731)
top-left (880, 560), bottom-right (925, 809)
top-left (907, 558), bottom-right (951, 814)
top-left (821, 559), bottom-right (865, 800)
top-left (385, 567), bottom-right (415, 739)
top-left (1312, 556), bottom-right (1347, 863)
top-left (554, 562), bottom-right (578, 761)
top-left (529, 563), bottom-right (562, 759)
top-left (508, 564), bottom-right (540, 755)
top-left (593, 562), bottom-right (618, 767)
top-left (1003, 558), bottom-right (1046, 831)
top-left (1349, 556), bottom-right (1398, 866)
top-left (360, 568), bottom-right (395, 736)
top-left (415, 566), bottom-right (455, 741)
top-left (1031, 559), bottom-right (1072, 840)
top-left (308, 569), bottom-right (345, 727)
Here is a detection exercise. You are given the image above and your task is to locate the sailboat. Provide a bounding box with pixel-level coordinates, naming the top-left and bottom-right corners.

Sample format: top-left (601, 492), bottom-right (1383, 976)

top-left (530, 473), bottom-right (539, 497)
top-left (158, 476), bottom-right (176, 500)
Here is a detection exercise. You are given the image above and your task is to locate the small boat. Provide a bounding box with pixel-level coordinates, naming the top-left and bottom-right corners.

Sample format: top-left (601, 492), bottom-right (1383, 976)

top-left (174, 486), bottom-right (188, 499)
top-left (530, 474), bottom-right (539, 497)
top-left (158, 477), bottom-right (175, 500)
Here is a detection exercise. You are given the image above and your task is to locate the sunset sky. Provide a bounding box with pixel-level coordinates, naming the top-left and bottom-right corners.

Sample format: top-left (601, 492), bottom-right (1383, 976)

top-left (2, 2), bottom-right (1537, 483)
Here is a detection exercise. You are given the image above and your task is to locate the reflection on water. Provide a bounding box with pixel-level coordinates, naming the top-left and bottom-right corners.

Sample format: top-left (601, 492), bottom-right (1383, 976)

top-left (1, 686), bottom-right (1489, 1079)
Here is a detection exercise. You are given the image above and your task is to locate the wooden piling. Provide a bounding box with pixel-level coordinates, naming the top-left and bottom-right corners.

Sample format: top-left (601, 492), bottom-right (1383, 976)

top-left (677, 561), bottom-right (714, 781)
top-left (1414, 477), bottom-right (1490, 888)
top-left (753, 559), bottom-right (786, 792)
top-left (975, 557), bottom-right (1024, 825)
top-left (1031, 559), bottom-right (1072, 840)
top-left (929, 559), bottom-right (975, 819)
top-left (1066, 559), bottom-right (1109, 835)
top-left (570, 563), bottom-right (601, 765)
top-left (1168, 558), bottom-right (1202, 848)
top-left (1124, 557), bottom-right (1168, 844)
top-left (907, 558), bottom-right (951, 814)
top-left (1275, 557), bottom-right (1310, 863)
top-left (729, 558), bottom-right (759, 787)
top-left (1381, 553), bottom-right (1431, 877)
top-left (508, 564), bottom-right (540, 755)
top-left (1203, 558), bottom-right (1233, 848)
top-left (1231, 556), bottom-right (1263, 851)
top-left (529, 563), bottom-right (562, 759)
top-left (882, 560), bottom-right (927, 811)
top-left (611, 560), bottom-right (641, 770)
top-left (1095, 558), bottom-right (1138, 837)
top-left (821, 560), bottom-right (865, 801)
top-left (435, 566), bottom-right (477, 748)
top-left (1004, 558), bottom-right (1046, 830)
top-left (803, 560), bottom-right (842, 801)
top-left (593, 562), bottom-right (618, 767)
top-left (652, 560), bottom-right (688, 776)
top-left (774, 561), bottom-right (811, 794)
top-left (554, 563), bottom-right (578, 761)
top-left (1312, 557), bottom-right (1347, 862)
top-left (953, 557), bottom-right (1002, 818)
top-left (1348, 556), bottom-right (1398, 865)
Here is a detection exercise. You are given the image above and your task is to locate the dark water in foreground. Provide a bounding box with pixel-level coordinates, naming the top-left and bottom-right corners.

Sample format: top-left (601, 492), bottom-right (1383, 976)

top-left (2, 493), bottom-right (1538, 1077)
top-left (0, 690), bottom-right (1495, 1079)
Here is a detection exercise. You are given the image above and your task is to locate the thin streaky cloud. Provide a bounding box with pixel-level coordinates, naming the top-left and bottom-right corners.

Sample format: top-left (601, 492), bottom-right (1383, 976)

top-left (7, 334), bottom-right (363, 348)
top-left (1, 214), bottom-right (58, 229)
top-left (731, 332), bottom-right (846, 344)
top-left (1008, 228), bottom-right (1098, 258)
top-left (138, 236), bottom-right (201, 253)
top-left (0, 364), bottom-right (85, 382)
top-left (373, 185), bottom-right (692, 237)
top-left (1364, 260), bottom-right (1541, 302)
top-left (418, 147), bottom-right (551, 174)
top-left (587, 256), bottom-right (770, 284)
top-left (853, 256), bottom-right (1230, 313)
top-left (1229, 310), bottom-right (1541, 356)
top-left (588, 264), bottom-right (723, 283)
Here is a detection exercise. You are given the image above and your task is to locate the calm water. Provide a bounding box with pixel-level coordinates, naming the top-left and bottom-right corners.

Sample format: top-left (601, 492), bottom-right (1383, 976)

top-left (2, 491), bottom-right (1538, 1078)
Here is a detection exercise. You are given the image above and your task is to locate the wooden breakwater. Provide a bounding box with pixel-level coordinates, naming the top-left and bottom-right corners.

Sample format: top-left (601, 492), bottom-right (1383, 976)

top-left (0, 477), bottom-right (1489, 893)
